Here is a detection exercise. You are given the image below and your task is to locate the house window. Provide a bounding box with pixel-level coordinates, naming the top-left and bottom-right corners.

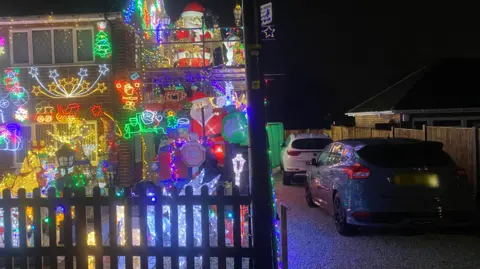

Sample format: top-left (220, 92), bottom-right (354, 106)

top-left (11, 28), bottom-right (94, 65)
top-left (32, 30), bottom-right (53, 64)
top-left (11, 32), bottom-right (29, 64)
top-left (13, 121), bottom-right (98, 167)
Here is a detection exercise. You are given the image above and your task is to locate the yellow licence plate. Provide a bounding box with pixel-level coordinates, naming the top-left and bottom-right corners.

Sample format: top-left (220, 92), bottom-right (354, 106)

top-left (394, 173), bottom-right (439, 188)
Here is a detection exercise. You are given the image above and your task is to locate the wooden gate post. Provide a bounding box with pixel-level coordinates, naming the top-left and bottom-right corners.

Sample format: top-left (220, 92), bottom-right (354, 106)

top-left (423, 125), bottom-right (428, 141)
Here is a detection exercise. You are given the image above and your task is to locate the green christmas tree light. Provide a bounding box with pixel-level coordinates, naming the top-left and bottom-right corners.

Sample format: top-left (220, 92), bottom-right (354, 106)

top-left (94, 22), bottom-right (112, 59)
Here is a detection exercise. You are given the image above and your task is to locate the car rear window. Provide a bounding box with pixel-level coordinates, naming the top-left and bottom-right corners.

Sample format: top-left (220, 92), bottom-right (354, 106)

top-left (291, 138), bottom-right (332, 150)
top-left (356, 142), bottom-right (453, 168)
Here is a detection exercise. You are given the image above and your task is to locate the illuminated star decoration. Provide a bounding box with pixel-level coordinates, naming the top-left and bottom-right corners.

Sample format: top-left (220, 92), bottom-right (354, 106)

top-left (90, 104), bottom-right (103, 118)
top-left (262, 26), bottom-right (275, 39)
top-left (29, 65), bottom-right (110, 98)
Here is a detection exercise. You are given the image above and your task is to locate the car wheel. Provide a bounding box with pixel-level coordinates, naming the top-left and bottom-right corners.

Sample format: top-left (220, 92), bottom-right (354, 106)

top-left (282, 168), bottom-right (292, 185)
top-left (333, 195), bottom-right (357, 236)
top-left (305, 187), bottom-right (318, 208)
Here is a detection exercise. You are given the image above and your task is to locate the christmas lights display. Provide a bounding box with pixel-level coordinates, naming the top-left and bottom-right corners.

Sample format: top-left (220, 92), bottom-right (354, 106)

top-left (0, 125), bottom-right (21, 151)
top-left (0, 37), bottom-right (5, 56)
top-left (90, 104), bottom-right (103, 118)
top-left (232, 153), bottom-right (245, 186)
top-left (123, 113), bottom-right (166, 139)
top-left (94, 22), bottom-right (112, 59)
top-left (115, 80), bottom-right (140, 111)
top-left (262, 26), bottom-right (276, 39)
top-left (14, 107), bottom-right (28, 122)
top-left (56, 103), bottom-right (80, 122)
top-left (29, 65), bottom-right (110, 98)
top-left (34, 101), bottom-right (55, 123)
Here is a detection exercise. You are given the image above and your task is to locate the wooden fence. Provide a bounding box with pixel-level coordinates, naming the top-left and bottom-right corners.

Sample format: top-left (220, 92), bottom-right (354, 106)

top-left (285, 126), bottom-right (479, 193)
top-left (0, 186), bottom-right (253, 269)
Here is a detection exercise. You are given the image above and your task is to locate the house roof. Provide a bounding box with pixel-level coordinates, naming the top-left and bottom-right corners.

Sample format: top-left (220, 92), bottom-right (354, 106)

top-left (347, 59), bottom-right (480, 115)
top-left (0, 0), bottom-right (121, 17)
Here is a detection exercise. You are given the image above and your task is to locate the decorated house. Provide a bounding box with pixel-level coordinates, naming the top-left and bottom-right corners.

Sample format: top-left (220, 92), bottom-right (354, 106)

top-left (0, 10), bottom-right (138, 192)
top-left (121, 0), bottom-right (250, 188)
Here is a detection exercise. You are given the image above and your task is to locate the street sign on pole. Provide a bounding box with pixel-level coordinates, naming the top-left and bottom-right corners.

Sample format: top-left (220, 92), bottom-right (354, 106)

top-left (260, 2), bottom-right (273, 26)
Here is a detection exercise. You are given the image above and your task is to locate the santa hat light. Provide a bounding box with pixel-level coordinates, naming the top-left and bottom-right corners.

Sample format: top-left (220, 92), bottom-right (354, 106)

top-left (189, 91), bottom-right (208, 102)
top-left (181, 2), bottom-right (205, 18)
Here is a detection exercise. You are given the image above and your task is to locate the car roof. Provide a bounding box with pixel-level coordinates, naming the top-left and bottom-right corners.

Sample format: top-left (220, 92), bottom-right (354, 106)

top-left (292, 133), bottom-right (331, 140)
top-left (337, 138), bottom-right (430, 148)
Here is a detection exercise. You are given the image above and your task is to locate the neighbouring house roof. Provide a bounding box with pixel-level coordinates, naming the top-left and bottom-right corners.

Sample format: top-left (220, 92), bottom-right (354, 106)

top-left (346, 59), bottom-right (480, 116)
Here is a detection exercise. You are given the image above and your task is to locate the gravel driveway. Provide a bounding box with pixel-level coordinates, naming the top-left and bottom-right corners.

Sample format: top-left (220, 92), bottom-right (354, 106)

top-left (275, 176), bottom-right (480, 269)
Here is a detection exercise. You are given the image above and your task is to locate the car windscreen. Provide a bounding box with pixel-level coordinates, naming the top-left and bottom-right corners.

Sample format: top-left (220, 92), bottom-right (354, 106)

top-left (291, 138), bottom-right (332, 150)
top-left (356, 142), bottom-right (453, 168)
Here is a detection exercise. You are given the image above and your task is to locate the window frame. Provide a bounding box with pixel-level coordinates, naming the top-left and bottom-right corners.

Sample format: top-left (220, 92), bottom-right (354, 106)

top-left (10, 26), bottom-right (96, 66)
top-left (13, 120), bottom-right (99, 168)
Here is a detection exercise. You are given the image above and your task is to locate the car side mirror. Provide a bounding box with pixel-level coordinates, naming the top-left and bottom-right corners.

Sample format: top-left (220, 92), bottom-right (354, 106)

top-left (311, 158), bottom-right (318, 166)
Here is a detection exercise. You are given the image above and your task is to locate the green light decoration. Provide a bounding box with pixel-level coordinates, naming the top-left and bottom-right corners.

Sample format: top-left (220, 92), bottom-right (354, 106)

top-left (166, 114), bottom-right (178, 129)
top-left (222, 111), bottom-right (248, 145)
top-left (94, 30), bottom-right (112, 59)
top-left (123, 113), bottom-right (166, 139)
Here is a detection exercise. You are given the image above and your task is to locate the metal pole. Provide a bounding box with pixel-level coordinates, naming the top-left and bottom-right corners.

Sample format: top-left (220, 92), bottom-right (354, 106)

top-left (243, 0), bottom-right (275, 268)
top-left (281, 204), bottom-right (289, 269)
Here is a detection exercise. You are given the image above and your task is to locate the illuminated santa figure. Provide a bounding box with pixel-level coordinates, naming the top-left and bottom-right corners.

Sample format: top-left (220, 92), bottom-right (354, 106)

top-left (189, 91), bottom-right (224, 142)
top-left (174, 2), bottom-right (214, 67)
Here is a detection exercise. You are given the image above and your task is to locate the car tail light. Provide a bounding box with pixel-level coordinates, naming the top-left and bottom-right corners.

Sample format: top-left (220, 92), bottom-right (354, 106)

top-left (352, 211), bottom-right (371, 221)
top-left (342, 164), bottom-right (371, 179)
top-left (287, 150), bottom-right (301, 156)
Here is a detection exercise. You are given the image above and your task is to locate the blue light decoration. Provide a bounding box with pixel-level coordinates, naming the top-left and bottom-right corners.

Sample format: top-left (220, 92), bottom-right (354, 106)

top-left (123, 0), bottom-right (136, 24)
top-left (0, 124), bottom-right (22, 151)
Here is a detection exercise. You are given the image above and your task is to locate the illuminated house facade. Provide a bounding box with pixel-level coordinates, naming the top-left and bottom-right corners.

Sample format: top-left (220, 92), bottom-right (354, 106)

top-left (120, 0), bottom-right (248, 185)
top-left (0, 12), bottom-right (138, 189)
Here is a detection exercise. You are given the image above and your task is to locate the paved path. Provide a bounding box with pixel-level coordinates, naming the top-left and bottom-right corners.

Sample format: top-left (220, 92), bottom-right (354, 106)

top-left (275, 177), bottom-right (480, 269)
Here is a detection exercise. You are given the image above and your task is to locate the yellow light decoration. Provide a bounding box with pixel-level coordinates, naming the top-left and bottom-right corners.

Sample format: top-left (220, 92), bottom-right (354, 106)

top-left (9, 151), bottom-right (41, 196)
top-left (47, 118), bottom-right (94, 145)
top-left (28, 65), bottom-right (110, 99)
top-left (141, 135), bottom-right (148, 180)
top-left (87, 231), bottom-right (96, 246)
top-left (26, 206), bottom-right (33, 220)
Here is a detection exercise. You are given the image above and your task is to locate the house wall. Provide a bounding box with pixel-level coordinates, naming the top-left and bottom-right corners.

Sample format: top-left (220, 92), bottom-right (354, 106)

top-left (354, 114), bottom-right (400, 128)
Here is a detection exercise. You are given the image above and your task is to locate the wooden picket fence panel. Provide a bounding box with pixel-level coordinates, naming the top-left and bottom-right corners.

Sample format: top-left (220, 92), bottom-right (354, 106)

top-left (0, 186), bottom-right (253, 269)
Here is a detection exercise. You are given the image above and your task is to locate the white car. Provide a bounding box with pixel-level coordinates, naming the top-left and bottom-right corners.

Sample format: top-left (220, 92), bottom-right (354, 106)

top-left (280, 133), bottom-right (333, 185)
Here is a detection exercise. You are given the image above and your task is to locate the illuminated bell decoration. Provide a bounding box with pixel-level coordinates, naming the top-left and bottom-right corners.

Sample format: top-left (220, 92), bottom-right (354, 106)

top-left (180, 141), bottom-right (206, 167)
top-left (233, 3), bottom-right (242, 26)
top-left (222, 111), bottom-right (248, 144)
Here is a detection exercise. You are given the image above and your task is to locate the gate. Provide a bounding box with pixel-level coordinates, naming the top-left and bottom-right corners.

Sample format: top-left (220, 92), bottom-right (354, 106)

top-left (0, 185), bottom-right (252, 269)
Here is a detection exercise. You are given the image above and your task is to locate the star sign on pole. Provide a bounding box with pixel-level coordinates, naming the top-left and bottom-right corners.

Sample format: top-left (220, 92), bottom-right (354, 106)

top-left (262, 26), bottom-right (275, 39)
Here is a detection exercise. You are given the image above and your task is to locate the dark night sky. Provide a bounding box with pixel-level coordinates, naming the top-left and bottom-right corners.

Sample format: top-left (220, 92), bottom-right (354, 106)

top-left (4, 0), bottom-right (480, 128)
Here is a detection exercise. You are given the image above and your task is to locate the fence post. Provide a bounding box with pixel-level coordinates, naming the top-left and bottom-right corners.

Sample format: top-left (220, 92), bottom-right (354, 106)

top-left (423, 125), bottom-right (428, 141)
top-left (281, 204), bottom-right (289, 269)
top-left (391, 126), bottom-right (395, 138)
top-left (473, 127), bottom-right (479, 198)
top-left (370, 128), bottom-right (373, 138)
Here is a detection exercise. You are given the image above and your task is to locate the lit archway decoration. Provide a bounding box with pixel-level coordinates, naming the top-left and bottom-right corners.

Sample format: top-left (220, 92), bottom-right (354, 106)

top-left (29, 65), bottom-right (109, 98)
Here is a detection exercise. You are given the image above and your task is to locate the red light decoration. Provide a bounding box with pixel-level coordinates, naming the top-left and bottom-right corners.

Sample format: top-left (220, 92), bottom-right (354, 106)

top-left (56, 103), bottom-right (80, 122)
top-left (115, 80), bottom-right (140, 111)
top-left (90, 104), bottom-right (103, 118)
